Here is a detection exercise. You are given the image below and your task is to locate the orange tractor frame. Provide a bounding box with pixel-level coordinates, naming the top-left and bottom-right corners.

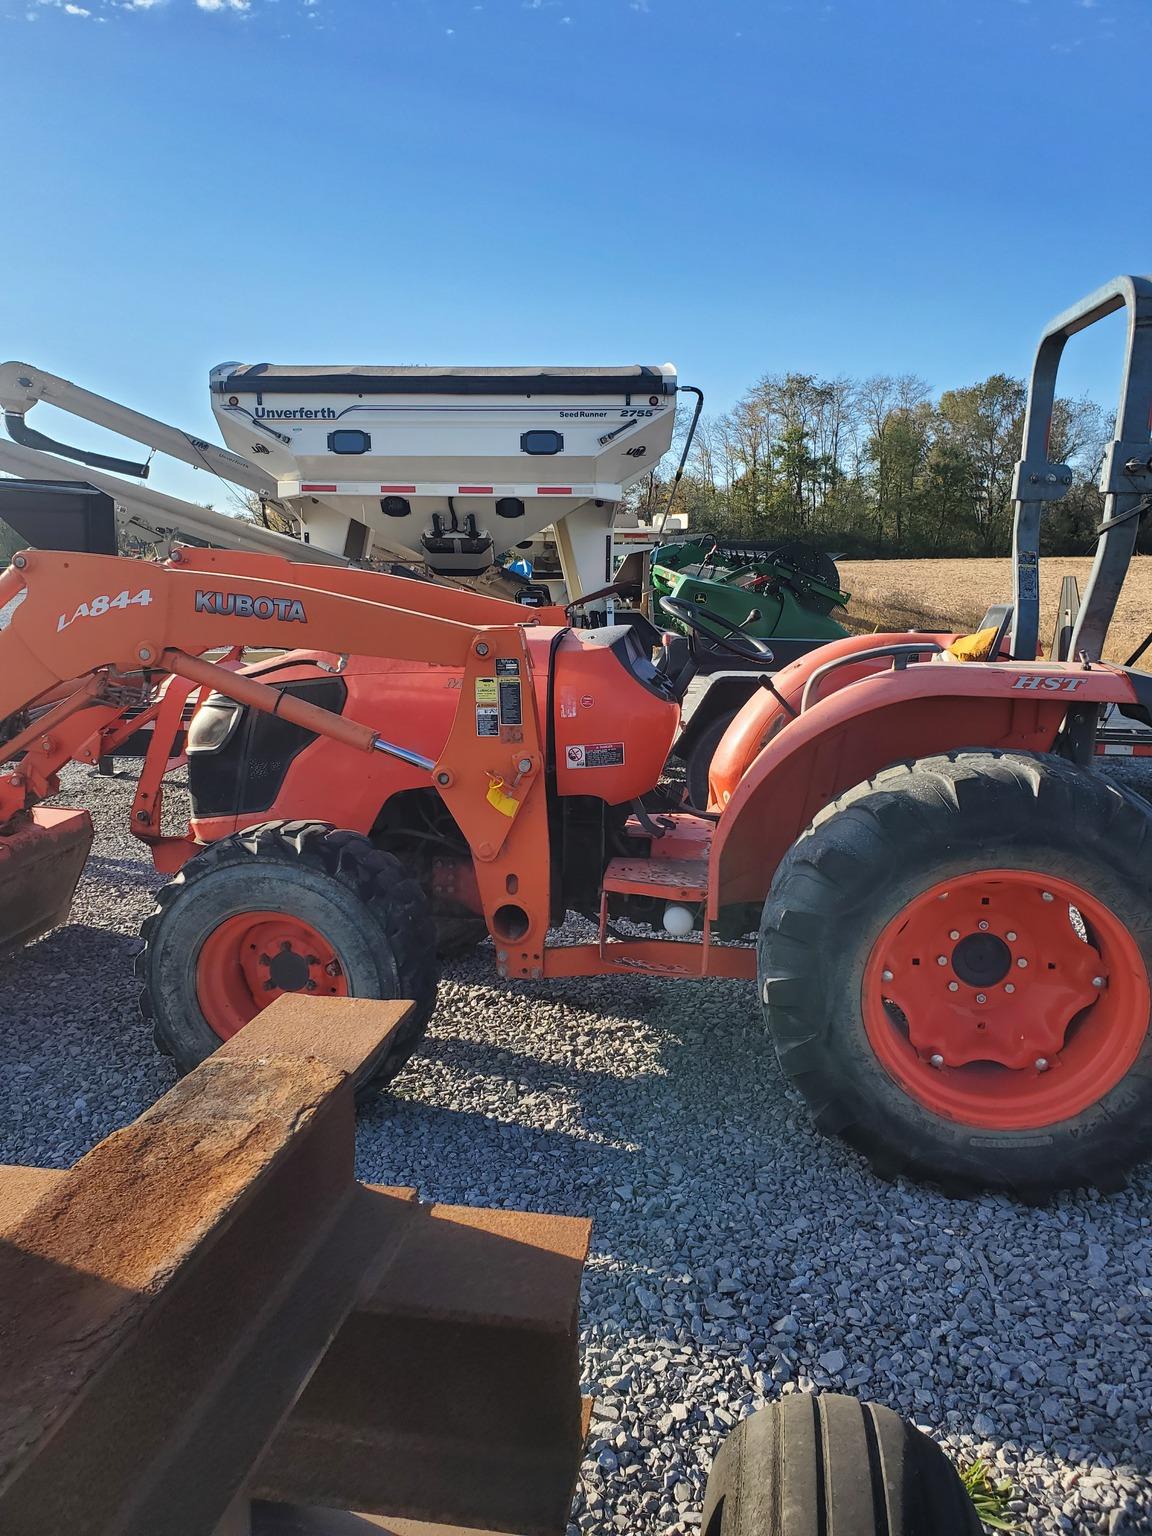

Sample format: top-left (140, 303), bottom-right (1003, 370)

top-left (3, 276), bottom-right (1152, 1197)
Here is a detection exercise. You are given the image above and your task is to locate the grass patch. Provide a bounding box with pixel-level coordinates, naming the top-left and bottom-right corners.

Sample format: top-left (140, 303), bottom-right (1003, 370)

top-left (959, 1459), bottom-right (1019, 1531)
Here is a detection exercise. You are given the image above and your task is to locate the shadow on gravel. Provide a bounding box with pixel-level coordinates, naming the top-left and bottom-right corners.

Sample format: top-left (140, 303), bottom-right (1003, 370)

top-left (0, 923), bottom-right (171, 1170)
top-left (355, 1095), bottom-right (642, 1204)
top-left (81, 854), bottom-right (168, 894)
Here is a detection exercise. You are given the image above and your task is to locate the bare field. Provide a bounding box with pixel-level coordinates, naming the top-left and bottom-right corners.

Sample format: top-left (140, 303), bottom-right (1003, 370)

top-left (838, 556), bottom-right (1152, 664)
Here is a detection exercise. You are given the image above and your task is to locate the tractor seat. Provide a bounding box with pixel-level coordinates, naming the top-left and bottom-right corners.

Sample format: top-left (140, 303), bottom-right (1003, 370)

top-left (945, 604), bottom-right (1014, 663)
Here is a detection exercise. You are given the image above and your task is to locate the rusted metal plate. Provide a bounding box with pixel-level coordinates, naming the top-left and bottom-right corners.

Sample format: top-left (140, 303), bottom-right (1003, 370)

top-left (0, 805), bottom-right (93, 955)
top-left (256, 1200), bottom-right (591, 1536)
top-left (217, 994), bottom-right (415, 1090)
top-left (0, 996), bottom-right (589, 1536)
top-left (0, 1163), bottom-right (62, 1227)
top-left (0, 1017), bottom-right (415, 1536)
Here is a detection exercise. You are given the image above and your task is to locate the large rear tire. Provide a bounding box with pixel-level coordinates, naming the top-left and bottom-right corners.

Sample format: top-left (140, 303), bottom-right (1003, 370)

top-left (759, 752), bottom-right (1152, 1196)
top-left (139, 821), bottom-right (438, 1086)
top-left (701, 1394), bottom-right (980, 1536)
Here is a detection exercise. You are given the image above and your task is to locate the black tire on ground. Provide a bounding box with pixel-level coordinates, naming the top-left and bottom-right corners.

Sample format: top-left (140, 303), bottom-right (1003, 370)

top-left (684, 709), bottom-right (739, 811)
top-left (138, 820), bottom-right (438, 1086)
top-left (701, 1394), bottom-right (981, 1536)
top-left (759, 751), bottom-right (1152, 1196)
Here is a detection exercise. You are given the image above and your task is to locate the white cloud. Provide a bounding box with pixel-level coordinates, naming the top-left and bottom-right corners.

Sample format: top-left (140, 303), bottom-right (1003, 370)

top-left (63, 5), bottom-right (91, 13)
top-left (196, 0), bottom-right (249, 11)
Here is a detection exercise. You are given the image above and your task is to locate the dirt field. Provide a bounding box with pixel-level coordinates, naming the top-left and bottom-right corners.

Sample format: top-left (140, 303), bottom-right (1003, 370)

top-left (838, 556), bottom-right (1152, 664)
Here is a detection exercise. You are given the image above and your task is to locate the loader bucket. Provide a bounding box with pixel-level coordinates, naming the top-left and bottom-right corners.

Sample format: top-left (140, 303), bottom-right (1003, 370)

top-left (0, 807), bottom-right (93, 956)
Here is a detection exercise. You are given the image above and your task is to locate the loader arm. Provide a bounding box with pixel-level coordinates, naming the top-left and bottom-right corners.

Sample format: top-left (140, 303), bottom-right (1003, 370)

top-left (0, 548), bottom-right (490, 729)
top-left (0, 548), bottom-right (555, 971)
top-left (0, 360), bottom-right (276, 495)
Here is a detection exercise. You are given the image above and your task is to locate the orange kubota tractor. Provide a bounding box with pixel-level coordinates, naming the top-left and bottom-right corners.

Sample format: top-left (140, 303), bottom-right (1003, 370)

top-left (4, 276), bottom-right (1152, 1197)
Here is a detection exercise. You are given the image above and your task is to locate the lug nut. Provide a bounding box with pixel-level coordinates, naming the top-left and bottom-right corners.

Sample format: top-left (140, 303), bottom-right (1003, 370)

top-left (929, 1053), bottom-right (945, 1068)
top-left (948, 981), bottom-right (959, 992)
top-left (1006, 931), bottom-right (1017, 942)
top-left (1042, 891), bottom-right (1054, 902)
top-left (1092, 975), bottom-right (1106, 988)
top-left (975, 992), bottom-right (987, 1004)
top-left (1017, 957), bottom-right (1028, 968)
top-left (1005, 983), bottom-right (1015, 994)
top-left (949, 930), bottom-right (960, 941)
top-left (1035, 1057), bottom-right (1050, 1071)
top-left (978, 920), bottom-right (989, 931)
top-left (882, 969), bottom-right (894, 982)
top-left (937, 955), bottom-right (948, 966)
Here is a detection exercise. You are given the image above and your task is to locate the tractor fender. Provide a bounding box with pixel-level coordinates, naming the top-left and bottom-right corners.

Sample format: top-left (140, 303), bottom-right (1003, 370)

top-left (674, 675), bottom-right (761, 761)
top-left (709, 654), bottom-right (1136, 914)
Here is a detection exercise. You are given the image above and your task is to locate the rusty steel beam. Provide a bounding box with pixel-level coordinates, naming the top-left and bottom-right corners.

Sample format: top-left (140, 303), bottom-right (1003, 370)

top-left (255, 1201), bottom-right (592, 1536)
top-left (0, 996), bottom-right (416, 1536)
top-left (0, 995), bottom-right (590, 1536)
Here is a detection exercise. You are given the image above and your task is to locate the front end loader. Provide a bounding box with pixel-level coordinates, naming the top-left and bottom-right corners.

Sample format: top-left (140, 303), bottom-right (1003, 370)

top-left (3, 276), bottom-right (1152, 1197)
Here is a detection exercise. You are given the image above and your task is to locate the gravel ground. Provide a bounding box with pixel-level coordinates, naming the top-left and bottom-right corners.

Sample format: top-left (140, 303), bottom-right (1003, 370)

top-left (2, 764), bottom-right (1152, 1534)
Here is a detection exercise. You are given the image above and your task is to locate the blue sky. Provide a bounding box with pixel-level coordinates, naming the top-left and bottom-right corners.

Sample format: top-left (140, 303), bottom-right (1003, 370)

top-left (0, 0), bottom-right (1149, 503)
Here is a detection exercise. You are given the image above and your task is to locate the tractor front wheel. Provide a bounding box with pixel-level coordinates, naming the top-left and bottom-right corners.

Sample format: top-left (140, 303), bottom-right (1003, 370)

top-left (759, 752), bottom-right (1152, 1195)
top-left (139, 821), bottom-right (438, 1086)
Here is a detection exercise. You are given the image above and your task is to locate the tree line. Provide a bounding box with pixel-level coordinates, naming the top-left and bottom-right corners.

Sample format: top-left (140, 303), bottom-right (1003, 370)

top-left (635, 371), bottom-right (1128, 558)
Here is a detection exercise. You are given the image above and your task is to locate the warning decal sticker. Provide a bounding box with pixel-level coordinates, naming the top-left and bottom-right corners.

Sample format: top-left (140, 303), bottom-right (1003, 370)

top-left (476, 675), bottom-right (500, 736)
top-left (498, 679), bottom-right (523, 726)
top-left (565, 742), bottom-right (625, 769)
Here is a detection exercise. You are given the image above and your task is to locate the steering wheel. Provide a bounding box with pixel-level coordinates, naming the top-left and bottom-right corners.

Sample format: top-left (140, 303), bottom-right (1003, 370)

top-left (659, 595), bottom-right (776, 665)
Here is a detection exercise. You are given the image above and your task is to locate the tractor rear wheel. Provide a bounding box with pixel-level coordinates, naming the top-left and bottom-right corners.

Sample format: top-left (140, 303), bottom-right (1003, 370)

top-left (701, 1394), bottom-right (980, 1535)
top-left (139, 821), bottom-right (438, 1085)
top-left (759, 751), bottom-right (1152, 1195)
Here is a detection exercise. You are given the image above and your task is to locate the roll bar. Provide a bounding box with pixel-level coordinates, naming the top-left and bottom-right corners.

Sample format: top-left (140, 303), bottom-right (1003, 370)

top-left (1010, 275), bottom-right (1152, 660)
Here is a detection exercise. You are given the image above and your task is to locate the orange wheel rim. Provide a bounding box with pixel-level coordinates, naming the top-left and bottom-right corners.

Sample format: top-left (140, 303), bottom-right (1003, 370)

top-left (196, 910), bottom-right (349, 1041)
top-left (862, 870), bottom-right (1149, 1130)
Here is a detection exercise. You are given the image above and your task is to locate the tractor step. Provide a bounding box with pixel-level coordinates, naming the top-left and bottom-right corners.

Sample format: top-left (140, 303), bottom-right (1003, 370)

top-left (623, 811), bottom-right (714, 862)
top-left (601, 856), bottom-right (708, 902)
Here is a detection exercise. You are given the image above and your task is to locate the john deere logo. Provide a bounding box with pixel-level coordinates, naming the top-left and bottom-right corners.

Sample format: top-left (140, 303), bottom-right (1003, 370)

top-left (195, 590), bottom-right (307, 622)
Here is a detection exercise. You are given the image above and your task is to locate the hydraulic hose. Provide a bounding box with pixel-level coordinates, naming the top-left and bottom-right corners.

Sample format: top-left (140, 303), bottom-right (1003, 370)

top-left (653, 386), bottom-right (704, 535)
top-left (3, 411), bottom-right (150, 479)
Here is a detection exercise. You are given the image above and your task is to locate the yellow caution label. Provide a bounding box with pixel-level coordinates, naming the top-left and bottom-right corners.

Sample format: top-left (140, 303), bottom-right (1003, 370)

top-left (486, 775), bottom-right (520, 818)
top-left (475, 678), bottom-right (498, 703)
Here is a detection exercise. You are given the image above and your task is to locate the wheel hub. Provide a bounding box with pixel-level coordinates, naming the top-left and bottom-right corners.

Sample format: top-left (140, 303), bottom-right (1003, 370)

top-left (862, 870), bottom-right (1148, 1130)
top-left (949, 931), bottom-right (1011, 989)
top-left (196, 911), bottom-right (348, 1040)
top-left (262, 942), bottom-right (316, 993)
